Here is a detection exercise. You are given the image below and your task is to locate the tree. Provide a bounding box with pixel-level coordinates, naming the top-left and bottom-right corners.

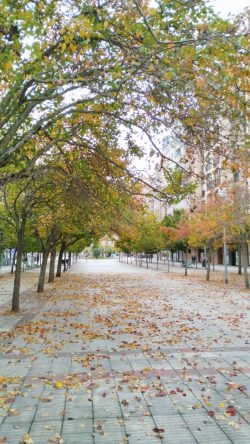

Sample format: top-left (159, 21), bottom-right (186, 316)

top-left (0, 1), bottom-right (248, 188)
top-left (0, 175), bottom-right (52, 311)
top-left (161, 210), bottom-right (187, 266)
top-left (225, 185), bottom-right (250, 288)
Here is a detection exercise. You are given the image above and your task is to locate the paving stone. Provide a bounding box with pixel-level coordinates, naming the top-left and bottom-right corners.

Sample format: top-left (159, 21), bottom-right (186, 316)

top-left (0, 259), bottom-right (249, 444)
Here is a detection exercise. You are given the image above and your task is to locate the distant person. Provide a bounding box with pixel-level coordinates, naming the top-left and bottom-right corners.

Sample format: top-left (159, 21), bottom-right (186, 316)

top-left (192, 255), bottom-right (196, 265)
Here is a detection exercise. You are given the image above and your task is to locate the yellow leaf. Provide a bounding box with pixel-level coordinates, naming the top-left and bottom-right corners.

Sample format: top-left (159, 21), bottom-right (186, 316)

top-left (37, 1), bottom-right (43, 12)
top-left (61, 42), bottom-right (67, 52)
top-left (21, 434), bottom-right (34, 444)
top-left (4, 60), bottom-right (12, 71)
top-left (219, 402), bottom-right (225, 408)
top-left (69, 43), bottom-right (77, 53)
top-left (54, 381), bottom-right (63, 389)
top-left (48, 434), bottom-right (64, 443)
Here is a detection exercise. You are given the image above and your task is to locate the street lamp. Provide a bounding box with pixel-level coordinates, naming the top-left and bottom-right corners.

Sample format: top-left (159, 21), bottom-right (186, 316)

top-left (218, 189), bottom-right (228, 284)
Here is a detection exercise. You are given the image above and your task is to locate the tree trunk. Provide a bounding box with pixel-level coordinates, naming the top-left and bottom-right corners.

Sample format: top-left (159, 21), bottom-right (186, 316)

top-left (37, 250), bottom-right (49, 293)
top-left (48, 247), bottom-right (56, 283)
top-left (12, 223), bottom-right (26, 312)
top-left (206, 247), bottom-right (211, 281)
top-left (64, 251), bottom-right (67, 272)
top-left (238, 245), bottom-right (242, 275)
top-left (11, 249), bottom-right (16, 274)
top-left (185, 250), bottom-right (188, 276)
top-left (242, 242), bottom-right (249, 289)
top-left (68, 251), bottom-right (72, 268)
top-left (56, 242), bottom-right (65, 277)
top-left (12, 246), bottom-right (23, 312)
top-left (56, 243), bottom-right (65, 277)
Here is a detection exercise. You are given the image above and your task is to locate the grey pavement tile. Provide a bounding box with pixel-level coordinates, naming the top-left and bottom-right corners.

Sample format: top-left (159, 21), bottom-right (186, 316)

top-left (146, 396), bottom-right (178, 416)
top-left (0, 421), bottom-right (30, 444)
top-left (183, 412), bottom-right (233, 443)
top-left (125, 415), bottom-right (163, 444)
top-left (63, 434), bottom-right (94, 444)
top-left (1, 260), bottom-right (250, 444)
top-left (30, 420), bottom-right (62, 442)
top-left (152, 414), bottom-right (196, 444)
top-left (217, 420), bottom-right (250, 444)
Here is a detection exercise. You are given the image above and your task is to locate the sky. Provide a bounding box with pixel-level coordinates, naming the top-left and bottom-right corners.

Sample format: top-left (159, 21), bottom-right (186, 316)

top-left (209, 0), bottom-right (249, 16)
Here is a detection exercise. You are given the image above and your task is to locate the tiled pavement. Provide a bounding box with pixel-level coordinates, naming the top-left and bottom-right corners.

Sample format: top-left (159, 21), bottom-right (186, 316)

top-left (0, 267), bottom-right (47, 332)
top-left (0, 259), bottom-right (249, 443)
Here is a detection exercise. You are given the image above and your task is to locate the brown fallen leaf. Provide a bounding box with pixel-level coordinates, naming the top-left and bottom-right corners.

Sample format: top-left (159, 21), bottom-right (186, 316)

top-left (225, 406), bottom-right (237, 417)
top-left (48, 434), bottom-right (64, 443)
top-left (8, 408), bottom-right (20, 416)
top-left (21, 434), bottom-right (34, 444)
top-left (121, 399), bottom-right (129, 407)
top-left (153, 427), bottom-right (164, 433)
top-left (155, 390), bottom-right (168, 397)
top-left (0, 438), bottom-right (8, 443)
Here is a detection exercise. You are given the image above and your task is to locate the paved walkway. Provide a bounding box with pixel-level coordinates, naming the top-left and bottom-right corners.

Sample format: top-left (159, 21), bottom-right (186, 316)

top-left (0, 259), bottom-right (249, 443)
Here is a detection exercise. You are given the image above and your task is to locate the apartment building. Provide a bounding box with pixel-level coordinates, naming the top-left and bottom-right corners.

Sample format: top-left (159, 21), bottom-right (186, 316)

top-left (149, 132), bottom-right (249, 266)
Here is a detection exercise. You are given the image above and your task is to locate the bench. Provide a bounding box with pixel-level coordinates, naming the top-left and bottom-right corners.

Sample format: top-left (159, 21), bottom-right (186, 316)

top-left (181, 261), bottom-right (193, 268)
top-left (23, 261), bottom-right (33, 270)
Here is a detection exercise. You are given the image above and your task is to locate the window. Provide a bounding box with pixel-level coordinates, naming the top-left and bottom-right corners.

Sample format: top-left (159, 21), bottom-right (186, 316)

top-left (214, 168), bottom-right (221, 186)
top-left (175, 148), bottom-right (181, 159)
top-left (234, 171), bottom-right (240, 182)
top-left (205, 157), bottom-right (212, 172)
top-left (213, 153), bottom-right (220, 164)
top-left (207, 173), bottom-right (212, 190)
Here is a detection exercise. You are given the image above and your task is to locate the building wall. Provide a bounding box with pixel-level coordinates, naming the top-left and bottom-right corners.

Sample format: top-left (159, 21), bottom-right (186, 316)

top-left (148, 133), bottom-right (249, 266)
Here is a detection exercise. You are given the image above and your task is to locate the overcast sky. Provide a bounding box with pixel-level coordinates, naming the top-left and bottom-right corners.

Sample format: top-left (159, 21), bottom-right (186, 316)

top-left (209, 0), bottom-right (249, 16)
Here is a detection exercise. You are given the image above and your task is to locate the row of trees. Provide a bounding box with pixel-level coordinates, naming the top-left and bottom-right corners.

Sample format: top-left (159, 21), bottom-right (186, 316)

top-left (0, 1), bottom-right (249, 307)
top-left (116, 184), bottom-right (250, 288)
top-left (0, 149), bottom-right (139, 311)
top-left (175, 185), bottom-right (250, 288)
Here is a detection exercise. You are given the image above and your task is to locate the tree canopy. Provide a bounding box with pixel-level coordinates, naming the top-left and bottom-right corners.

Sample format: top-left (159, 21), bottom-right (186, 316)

top-left (0, 0), bottom-right (248, 185)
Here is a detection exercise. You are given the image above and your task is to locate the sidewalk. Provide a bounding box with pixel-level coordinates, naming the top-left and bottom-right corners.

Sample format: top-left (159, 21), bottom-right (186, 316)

top-left (0, 265), bottom-right (12, 275)
top-left (121, 257), bottom-right (250, 291)
top-left (0, 266), bottom-right (50, 332)
top-left (0, 259), bottom-right (249, 443)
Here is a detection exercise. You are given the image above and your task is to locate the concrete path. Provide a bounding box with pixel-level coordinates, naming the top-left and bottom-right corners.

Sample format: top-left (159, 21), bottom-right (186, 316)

top-left (0, 259), bottom-right (249, 443)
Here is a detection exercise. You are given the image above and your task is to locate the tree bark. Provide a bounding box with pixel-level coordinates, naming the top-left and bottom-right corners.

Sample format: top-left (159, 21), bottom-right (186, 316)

top-left (68, 251), bottom-right (72, 268)
top-left (11, 249), bottom-right (16, 274)
top-left (242, 242), bottom-right (249, 289)
top-left (206, 247), bottom-right (211, 281)
top-left (64, 251), bottom-right (67, 272)
top-left (48, 246), bottom-right (56, 283)
top-left (37, 250), bottom-right (49, 293)
top-left (12, 225), bottom-right (25, 312)
top-left (12, 247), bottom-right (23, 312)
top-left (238, 245), bottom-right (242, 275)
top-left (56, 243), bottom-right (65, 277)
